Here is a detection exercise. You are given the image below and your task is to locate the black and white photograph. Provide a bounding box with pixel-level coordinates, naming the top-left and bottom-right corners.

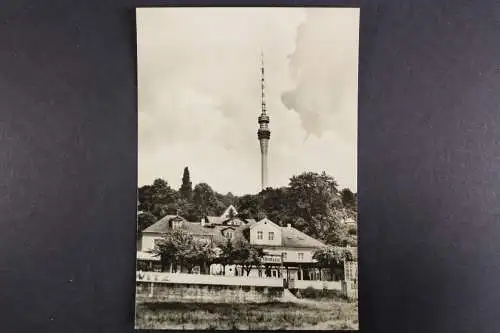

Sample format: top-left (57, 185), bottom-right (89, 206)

top-left (135, 7), bottom-right (359, 330)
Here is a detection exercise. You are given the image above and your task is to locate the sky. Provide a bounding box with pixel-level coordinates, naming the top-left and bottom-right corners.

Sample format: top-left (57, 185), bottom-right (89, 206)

top-left (137, 8), bottom-right (359, 196)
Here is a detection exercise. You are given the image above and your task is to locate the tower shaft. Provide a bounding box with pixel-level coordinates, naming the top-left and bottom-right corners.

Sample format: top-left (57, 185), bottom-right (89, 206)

top-left (260, 139), bottom-right (269, 190)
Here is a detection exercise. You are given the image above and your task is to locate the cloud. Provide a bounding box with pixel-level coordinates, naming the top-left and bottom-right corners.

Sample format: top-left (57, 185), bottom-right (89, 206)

top-left (282, 8), bottom-right (359, 142)
top-left (137, 8), bottom-right (358, 195)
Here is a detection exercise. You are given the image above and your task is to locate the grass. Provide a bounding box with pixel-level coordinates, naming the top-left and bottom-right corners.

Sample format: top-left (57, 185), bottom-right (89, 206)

top-left (135, 300), bottom-right (358, 330)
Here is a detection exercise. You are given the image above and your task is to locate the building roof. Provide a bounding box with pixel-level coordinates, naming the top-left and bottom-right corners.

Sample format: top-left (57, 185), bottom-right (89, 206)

top-left (142, 215), bottom-right (183, 233)
top-left (280, 226), bottom-right (326, 248)
top-left (205, 216), bottom-right (224, 224)
top-left (142, 208), bottom-right (328, 251)
top-left (222, 218), bottom-right (247, 226)
top-left (143, 213), bottom-right (250, 245)
top-left (142, 215), bottom-right (213, 236)
top-left (210, 225), bottom-right (248, 245)
top-left (245, 218), bottom-right (257, 225)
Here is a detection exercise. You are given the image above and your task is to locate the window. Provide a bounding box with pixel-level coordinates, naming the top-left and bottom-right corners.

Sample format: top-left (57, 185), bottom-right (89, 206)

top-left (282, 252), bottom-right (287, 261)
top-left (298, 253), bottom-right (304, 260)
top-left (225, 231), bottom-right (233, 239)
top-left (268, 232), bottom-right (274, 241)
top-left (257, 231), bottom-right (263, 240)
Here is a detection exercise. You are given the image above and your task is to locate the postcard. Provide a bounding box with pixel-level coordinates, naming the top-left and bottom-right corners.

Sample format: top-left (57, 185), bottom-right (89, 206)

top-left (135, 7), bottom-right (359, 330)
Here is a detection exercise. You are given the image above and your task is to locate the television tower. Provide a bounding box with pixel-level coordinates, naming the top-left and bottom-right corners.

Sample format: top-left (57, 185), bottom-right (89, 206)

top-left (257, 52), bottom-right (271, 191)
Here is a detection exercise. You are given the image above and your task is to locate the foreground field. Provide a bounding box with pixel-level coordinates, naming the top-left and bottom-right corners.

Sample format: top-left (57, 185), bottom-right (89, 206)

top-left (135, 299), bottom-right (358, 330)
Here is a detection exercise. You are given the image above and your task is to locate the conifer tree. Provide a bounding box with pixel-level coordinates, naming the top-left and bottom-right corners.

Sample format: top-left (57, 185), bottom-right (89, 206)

top-left (179, 167), bottom-right (193, 201)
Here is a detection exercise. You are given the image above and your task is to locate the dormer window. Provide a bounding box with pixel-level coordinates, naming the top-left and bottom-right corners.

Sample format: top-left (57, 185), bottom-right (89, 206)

top-left (171, 217), bottom-right (183, 229)
top-left (225, 230), bottom-right (233, 239)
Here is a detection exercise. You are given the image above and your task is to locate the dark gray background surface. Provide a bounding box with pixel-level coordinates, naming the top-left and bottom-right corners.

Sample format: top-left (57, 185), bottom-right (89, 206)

top-left (1, 1), bottom-right (500, 332)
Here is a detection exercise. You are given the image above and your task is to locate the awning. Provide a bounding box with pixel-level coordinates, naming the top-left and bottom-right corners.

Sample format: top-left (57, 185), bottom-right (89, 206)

top-left (136, 251), bottom-right (160, 261)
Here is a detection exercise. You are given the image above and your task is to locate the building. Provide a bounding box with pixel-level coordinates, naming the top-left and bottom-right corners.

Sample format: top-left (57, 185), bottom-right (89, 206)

top-left (137, 205), bottom-right (356, 284)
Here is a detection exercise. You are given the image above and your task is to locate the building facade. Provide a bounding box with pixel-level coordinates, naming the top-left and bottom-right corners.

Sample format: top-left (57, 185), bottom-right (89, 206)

top-left (137, 205), bottom-right (356, 284)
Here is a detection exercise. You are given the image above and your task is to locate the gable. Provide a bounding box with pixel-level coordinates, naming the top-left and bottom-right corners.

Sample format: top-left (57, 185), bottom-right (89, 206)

top-left (220, 205), bottom-right (238, 219)
top-left (250, 217), bottom-right (281, 231)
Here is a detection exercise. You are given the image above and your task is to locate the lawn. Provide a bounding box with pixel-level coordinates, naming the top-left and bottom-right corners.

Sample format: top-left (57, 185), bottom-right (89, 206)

top-left (135, 300), bottom-right (358, 330)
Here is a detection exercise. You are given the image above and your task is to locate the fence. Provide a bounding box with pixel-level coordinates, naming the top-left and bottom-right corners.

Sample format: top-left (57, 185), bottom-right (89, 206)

top-left (137, 271), bottom-right (283, 287)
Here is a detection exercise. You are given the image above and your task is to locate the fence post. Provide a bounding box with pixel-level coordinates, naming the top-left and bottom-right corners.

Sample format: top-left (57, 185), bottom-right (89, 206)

top-left (149, 282), bottom-right (154, 297)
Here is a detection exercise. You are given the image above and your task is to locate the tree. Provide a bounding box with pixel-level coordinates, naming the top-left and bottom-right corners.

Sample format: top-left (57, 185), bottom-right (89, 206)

top-left (341, 188), bottom-right (356, 211)
top-left (237, 194), bottom-right (263, 220)
top-left (138, 185), bottom-right (154, 212)
top-left (260, 187), bottom-right (293, 226)
top-left (193, 183), bottom-right (218, 218)
top-left (288, 171), bottom-right (342, 241)
top-left (179, 167), bottom-right (193, 201)
top-left (174, 197), bottom-right (198, 221)
top-left (216, 239), bottom-right (235, 275)
top-left (137, 211), bottom-right (157, 236)
top-left (138, 179), bottom-right (177, 218)
top-left (313, 246), bottom-right (352, 281)
top-left (232, 239), bottom-right (264, 276)
top-left (180, 239), bottom-right (217, 274)
top-left (152, 229), bottom-right (216, 274)
top-left (220, 192), bottom-right (237, 208)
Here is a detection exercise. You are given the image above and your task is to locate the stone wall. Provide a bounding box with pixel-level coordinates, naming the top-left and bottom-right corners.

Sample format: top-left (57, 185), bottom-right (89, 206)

top-left (136, 282), bottom-right (285, 304)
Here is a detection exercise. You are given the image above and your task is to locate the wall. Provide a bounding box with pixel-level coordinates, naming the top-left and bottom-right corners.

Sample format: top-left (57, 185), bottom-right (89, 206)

top-left (136, 282), bottom-right (284, 304)
top-left (250, 219), bottom-right (282, 246)
top-left (137, 272), bottom-right (283, 287)
top-left (141, 233), bottom-right (161, 251)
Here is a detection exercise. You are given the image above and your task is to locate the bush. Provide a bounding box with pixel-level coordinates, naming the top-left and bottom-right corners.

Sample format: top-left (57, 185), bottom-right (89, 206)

top-left (301, 286), bottom-right (321, 298)
top-left (299, 286), bottom-right (344, 299)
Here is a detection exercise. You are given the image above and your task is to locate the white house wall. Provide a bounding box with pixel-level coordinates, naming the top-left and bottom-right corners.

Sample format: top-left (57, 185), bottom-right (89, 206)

top-left (141, 233), bottom-right (162, 251)
top-left (250, 220), bottom-right (282, 246)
